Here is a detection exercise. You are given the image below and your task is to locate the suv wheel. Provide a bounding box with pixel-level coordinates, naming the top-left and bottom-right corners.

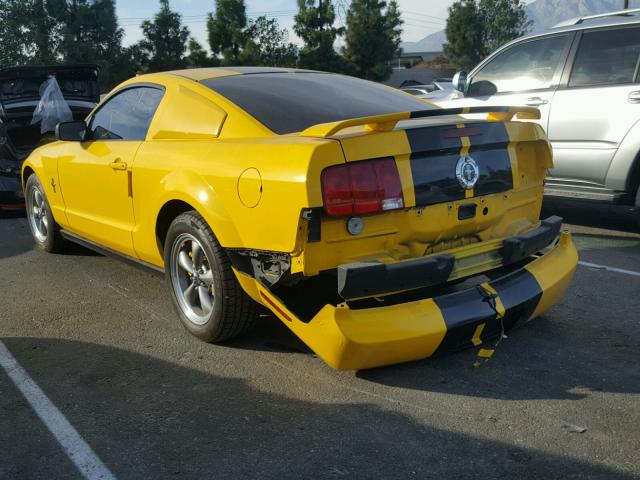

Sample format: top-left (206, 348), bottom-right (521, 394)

top-left (164, 211), bottom-right (258, 342)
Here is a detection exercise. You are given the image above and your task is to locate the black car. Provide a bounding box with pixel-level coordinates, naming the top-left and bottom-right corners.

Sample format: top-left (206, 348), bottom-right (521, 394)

top-left (0, 64), bottom-right (99, 211)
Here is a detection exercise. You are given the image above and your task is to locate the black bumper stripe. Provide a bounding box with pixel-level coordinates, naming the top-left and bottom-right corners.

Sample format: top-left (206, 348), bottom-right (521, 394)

top-left (490, 269), bottom-right (543, 331)
top-left (433, 268), bottom-right (543, 355)
top-left (433, 288), bottom-right (499, 355)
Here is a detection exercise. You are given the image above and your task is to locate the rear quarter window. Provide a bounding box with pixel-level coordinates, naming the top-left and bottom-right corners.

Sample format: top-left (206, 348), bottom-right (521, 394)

top-left (202, 73), bottom-right (433, 134)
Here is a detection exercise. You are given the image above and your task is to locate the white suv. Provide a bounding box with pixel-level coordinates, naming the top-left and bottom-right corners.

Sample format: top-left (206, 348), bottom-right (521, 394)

top-left (439, 9), bottom-right (640, 211)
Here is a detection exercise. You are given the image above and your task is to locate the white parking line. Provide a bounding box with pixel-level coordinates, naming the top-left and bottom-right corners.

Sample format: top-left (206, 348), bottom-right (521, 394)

top-left (0, 341), bottom-right (116, 480)
top-left (579, 260), bottom-right (640, 278)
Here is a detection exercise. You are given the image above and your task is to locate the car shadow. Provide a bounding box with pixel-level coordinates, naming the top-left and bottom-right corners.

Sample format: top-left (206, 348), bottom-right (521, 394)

top-left (1, 338), bottom-right (635, 480)
top-left (356, 239), bottom-right (640, 400)
top-left (0, 215), bottom-right (100, 260)
top-left (226, 314), bottom-right (313, 355)
top-left (70, 241), bottom-right (638, 402)
top-left (229, 278), bottom-right (640, 402)
top-left (0, 213), bottom-right (32, 259)
top-left (542, 197), bottom-right (639, 234)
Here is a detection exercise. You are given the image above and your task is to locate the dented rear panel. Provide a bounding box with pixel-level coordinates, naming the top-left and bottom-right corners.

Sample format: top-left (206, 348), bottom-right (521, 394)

top-left (294, 120), bottom-right (552, 277)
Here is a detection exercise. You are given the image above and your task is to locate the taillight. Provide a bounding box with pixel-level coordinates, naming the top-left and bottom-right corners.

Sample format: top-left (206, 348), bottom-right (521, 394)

top-left (321, 157), bottom-right (404, 217)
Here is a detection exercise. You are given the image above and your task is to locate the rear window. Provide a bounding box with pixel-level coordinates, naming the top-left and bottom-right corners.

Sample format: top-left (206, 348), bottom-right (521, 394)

top-left (202, 73), bottom-right (433, 134)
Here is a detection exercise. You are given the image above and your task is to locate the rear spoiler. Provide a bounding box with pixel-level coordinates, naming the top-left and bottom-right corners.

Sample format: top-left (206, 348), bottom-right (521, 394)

top-left (299, 106), bottom-right (540, 138)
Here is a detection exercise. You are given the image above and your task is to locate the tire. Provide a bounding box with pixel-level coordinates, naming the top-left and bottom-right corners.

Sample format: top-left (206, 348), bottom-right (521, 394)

top-left (164, 211), bottom-right (258, 342)
top-left (25, 175), bottom-right (65, 253)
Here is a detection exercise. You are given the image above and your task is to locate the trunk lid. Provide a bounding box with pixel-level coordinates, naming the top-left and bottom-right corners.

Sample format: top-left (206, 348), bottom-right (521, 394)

top-left (0, 64), bottom-right (100, 108)
top-left (0, 64), bottom-right (100, 165)
top-left (0, 64), bottom-right (100, 113)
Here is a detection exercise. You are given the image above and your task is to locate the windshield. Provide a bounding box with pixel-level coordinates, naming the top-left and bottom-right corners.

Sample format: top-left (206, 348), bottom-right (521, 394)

top-left (202, 72), bottom-right (434, 134)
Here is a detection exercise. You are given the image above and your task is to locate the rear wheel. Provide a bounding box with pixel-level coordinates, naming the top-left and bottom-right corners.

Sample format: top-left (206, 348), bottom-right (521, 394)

top-left (164, 211), bottom-right (258, 342)
top-left (25, 175), bottom-right (65, 253)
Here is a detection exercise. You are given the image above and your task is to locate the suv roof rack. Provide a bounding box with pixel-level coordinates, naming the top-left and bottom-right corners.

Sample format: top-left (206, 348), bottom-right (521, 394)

top-left (553, 7), bottom-right (640, 28)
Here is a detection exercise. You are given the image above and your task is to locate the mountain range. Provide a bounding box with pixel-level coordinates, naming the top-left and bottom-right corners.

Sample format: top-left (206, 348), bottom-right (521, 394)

top-left (401, 0), bottom-right (640, 52)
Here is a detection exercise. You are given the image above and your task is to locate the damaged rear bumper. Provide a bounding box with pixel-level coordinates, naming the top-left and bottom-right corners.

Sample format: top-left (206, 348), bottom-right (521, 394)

top-left (239, 231), bottom-right (578, 370)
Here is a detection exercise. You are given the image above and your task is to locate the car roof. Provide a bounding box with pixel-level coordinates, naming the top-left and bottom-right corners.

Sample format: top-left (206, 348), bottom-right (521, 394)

top-left (162, 66), bottom-right (323, 82)
top-left (495, 8), bottom-right (640, 52)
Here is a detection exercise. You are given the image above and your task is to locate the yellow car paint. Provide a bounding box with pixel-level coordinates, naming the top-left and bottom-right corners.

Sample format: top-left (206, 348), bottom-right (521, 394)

top-left (22, 68), bottom-right (578, 370)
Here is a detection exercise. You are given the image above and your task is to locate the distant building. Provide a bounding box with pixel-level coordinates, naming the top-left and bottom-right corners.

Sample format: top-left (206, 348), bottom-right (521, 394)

top-left (390, 51), bottom-right (442, 70)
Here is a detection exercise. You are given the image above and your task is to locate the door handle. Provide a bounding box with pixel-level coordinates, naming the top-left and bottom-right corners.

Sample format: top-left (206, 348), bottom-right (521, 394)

top-left (628, 91), bottom-right (640, 103)
top-left (110, 159), bottom-right (127, 171)
top-left (525, 97), bottom-right (548, 107)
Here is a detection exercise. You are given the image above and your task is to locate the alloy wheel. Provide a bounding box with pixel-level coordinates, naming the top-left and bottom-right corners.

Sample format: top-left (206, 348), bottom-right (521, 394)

top-left (170, 233), bottom-right (216, 326)
top-left (27, 187), bottom-right (48, 243)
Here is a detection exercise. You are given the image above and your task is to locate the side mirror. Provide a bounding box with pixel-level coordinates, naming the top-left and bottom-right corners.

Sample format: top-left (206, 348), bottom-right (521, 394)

top-left (452, 71), bottom-right (469, 95)
top-left (55, 121), bottom-right (87, 142)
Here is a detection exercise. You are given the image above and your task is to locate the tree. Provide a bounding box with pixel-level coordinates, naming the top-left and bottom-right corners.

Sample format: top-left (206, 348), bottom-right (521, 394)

top-left (444, 0), bottom-right (530, 71)
top-left (186, 38), bottom-right (218, 68)
top-left (294, 0), bottom-right (345, 72)
top-left (481, 0), bottom-right (531, 53)
top-left (0, 1), bottom-right (32, 66)
top-left (31, 0), bottom-right (60, 64)
top-left (139, 0), bottom-right (190, 71)
top-left (243, 16), bottom-right (298, 67)
top-left (443, 0), bottom-right (484, 71)
top-left (56, 0), bottom-right (124, 86)
top-left (207, 0), bottom-right (248, 65)
top-left (342, 0), bottom-right (402, 81)
top-left (117, 43), bottom-right (150, 78)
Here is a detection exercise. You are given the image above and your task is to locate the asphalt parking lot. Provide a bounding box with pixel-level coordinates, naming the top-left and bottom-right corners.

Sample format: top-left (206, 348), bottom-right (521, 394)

top-left (1, 201), bottom-right (639, 480)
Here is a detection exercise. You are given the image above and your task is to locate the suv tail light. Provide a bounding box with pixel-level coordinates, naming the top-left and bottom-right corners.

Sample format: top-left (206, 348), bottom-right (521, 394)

top-left (321, 158), bottom-right (404, 217)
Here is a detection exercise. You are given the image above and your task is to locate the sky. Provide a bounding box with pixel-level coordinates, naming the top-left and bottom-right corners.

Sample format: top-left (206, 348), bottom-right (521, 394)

top-left (115, 0), bottom-right (458, 49)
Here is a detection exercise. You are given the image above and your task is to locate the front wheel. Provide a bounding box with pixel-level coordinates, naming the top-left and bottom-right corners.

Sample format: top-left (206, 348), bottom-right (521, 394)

top-left (164, 211), bottom-right (258, 342)
top-left (25, 175), bottom-right (65, 253)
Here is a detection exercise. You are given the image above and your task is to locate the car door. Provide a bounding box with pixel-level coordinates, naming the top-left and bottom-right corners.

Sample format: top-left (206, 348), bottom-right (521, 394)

top-left (441, 33), bottom-right (574, 133)
top-left (546, 25), bottom-right (640, 186)
top-left (58, 85), bottom-right (164, 256)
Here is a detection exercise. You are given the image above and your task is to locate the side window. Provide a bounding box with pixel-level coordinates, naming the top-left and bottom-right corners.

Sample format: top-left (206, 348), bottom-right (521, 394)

top-left (469, 35), bottom-right (570, 96)
top-left (88, 87), bottom-right (164, 141)
top-left (569, 27), bottom-right (640, 88)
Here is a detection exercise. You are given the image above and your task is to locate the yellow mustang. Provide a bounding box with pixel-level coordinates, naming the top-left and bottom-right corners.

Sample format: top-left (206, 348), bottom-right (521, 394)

top-left (22, 67), bottom-right (578, 370)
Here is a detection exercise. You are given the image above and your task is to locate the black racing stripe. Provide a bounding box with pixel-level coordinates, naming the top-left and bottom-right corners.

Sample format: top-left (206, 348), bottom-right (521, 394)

top-left (405, 124), bottom-right (463, 153)
top-left (406, 125), bottom-right (463, 207)
top-left (433, 268), bottom-right (543, 356)
top-left (408, 106), bottom-right (511, 119)
top-left (490, 268), bottom-right (543, 329)
top-left (467, 148), bottom-right (513, 196)
top-left (433, 288), bottom-right (499, 355)
top-left (468, 122), bottom-right (512, 197)
top-left (406, 122), bottom-right (513, 207)
top-left (411, 153), bottom-right (467, 206)
top-left (468, 122), bottom-right (510, 146)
